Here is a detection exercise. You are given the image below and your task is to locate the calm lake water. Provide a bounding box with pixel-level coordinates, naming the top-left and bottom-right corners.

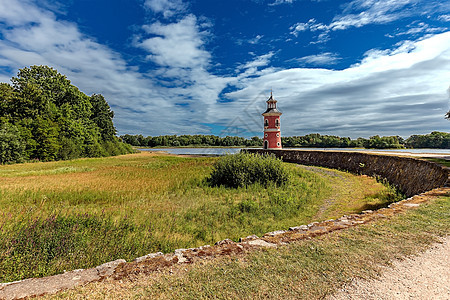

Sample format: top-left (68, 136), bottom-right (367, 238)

top-left (138, 147), bottom-right (450, 156)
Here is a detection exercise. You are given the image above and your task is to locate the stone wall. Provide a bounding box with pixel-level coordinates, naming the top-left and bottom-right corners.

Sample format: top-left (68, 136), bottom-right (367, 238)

top-left (245, 149), bottom-right (449, 197)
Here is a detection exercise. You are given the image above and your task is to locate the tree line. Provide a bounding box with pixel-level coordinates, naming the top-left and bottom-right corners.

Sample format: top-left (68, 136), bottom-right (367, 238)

top-left (0, 65), bottom-right (133, 164)
top-left (120, 134), bottom-right (262, 147)
top-left (121, 132), bottom-right (449, 149)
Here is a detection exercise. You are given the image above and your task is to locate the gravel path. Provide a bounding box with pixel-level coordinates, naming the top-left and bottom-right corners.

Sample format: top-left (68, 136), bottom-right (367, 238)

top-left (329, 236), bottom-right (450, 300)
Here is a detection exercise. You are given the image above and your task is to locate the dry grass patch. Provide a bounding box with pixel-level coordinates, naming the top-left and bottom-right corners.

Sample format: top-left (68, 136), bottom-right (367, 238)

top-left (0, 152), bottom-right (400, 282)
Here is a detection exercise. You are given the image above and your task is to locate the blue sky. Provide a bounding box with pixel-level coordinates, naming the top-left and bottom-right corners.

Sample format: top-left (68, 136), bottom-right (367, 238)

top-left (0, 0), bottom-right (449, 138)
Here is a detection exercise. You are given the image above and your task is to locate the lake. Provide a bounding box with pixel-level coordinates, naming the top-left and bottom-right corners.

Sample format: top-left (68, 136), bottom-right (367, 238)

top-left (138, 147), bottom-right (450, 156)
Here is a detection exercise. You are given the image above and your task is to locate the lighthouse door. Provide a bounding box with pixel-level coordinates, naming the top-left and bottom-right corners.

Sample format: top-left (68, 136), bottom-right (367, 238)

top-left (264, 140), bottom-right (268, 149)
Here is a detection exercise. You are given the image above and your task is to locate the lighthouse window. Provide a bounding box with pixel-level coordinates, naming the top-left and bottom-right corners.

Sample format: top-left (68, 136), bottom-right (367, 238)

top-left (277, 142), bottom-right (280, 146)
top-left (275, 119), bottom-right (280, 127)
top-left (265, 133), bottom-right (268, 137)
top-left (276, 133), bottom-right (279, 137)
top-left (264, 119), bottom-right (269, 127)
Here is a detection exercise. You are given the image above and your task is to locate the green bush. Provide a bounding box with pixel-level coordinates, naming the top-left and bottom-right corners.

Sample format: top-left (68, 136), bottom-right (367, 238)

top-left (207, 152), bottom-right (291, 188)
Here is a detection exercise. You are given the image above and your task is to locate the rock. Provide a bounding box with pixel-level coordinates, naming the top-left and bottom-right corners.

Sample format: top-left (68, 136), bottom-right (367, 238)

top-left (403, 203), bottom-right (420, 207)
top-left (0, 268), bottom-right (101, 300)
top-left (338, 217), bottom-right (350, 223)
top-left (239, 235), bottom-right (259, 242)
top-left (332, 221), bottom-right (350, 228)
top-left (245, 239), bottom-right (277, 248)
top-left (308, 226), bottom-right (326, 232)
top-left (215, 239), bottom-right (235, 246)
top-left (134, 252), bottom-right (163, 263)
top-left (362, 210), bottom-right (373, 214)
top-left (289, 225), bottom-right (308, 231)
top-left (96, 259), bottom-right (126, 277)
top-left (264, 230), bottom-right (287, 237)
top-left (174, 249), bottom-right (188, 263)
top-left (192, 245), bottom-right (211, 252)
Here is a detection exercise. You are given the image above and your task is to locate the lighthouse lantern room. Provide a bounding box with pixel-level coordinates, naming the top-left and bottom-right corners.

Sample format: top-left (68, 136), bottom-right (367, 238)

top-left (262, 92), bottom-right (282, 149)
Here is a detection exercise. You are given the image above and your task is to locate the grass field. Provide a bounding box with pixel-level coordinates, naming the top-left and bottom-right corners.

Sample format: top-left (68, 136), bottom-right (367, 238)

top-left (47, 194), bottom-right (449, 299)
top-left (0, 152), bottom-right (401, 282)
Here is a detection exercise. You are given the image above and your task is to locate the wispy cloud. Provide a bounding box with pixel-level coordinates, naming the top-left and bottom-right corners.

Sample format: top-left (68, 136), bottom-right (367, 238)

top-left (144, 0), bottom-right (188, 18)
top-left (269, 0), bottom-right (294, 6)
top-left (387, 22), bottom-right (447, 37)
top-left (330, 0), bottom-right (417, 30)
top-left (290, 0), bottom-right (433, 43)
top-left (438, 14), bottom-right (450, 22)
top-left (248, 35), bottom-right (264, 45)
top-left (137, 15), bottom-right (211, 69)
top-left (239, 52), bottom-right (274, 71)
top-left (292, 52), bottom-right (341, 66)
top-left (290, 19), bottom-right (329, 37)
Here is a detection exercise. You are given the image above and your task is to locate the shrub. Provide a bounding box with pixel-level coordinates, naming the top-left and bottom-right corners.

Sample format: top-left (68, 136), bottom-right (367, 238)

top-left (207, 152), bottom-right (290, 188)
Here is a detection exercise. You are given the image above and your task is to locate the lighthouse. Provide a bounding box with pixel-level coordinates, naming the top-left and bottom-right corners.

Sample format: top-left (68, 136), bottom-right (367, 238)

top-left (262, 92), bottom-right (282, 149)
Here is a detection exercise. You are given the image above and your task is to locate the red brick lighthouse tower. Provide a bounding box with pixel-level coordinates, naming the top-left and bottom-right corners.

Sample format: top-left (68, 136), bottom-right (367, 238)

top-left (262, 92), bottom-right (282, 149)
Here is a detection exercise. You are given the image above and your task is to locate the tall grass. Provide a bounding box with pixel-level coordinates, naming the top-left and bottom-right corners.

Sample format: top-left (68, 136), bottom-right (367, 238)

top-left (0, 152), bottom-right (399, 281)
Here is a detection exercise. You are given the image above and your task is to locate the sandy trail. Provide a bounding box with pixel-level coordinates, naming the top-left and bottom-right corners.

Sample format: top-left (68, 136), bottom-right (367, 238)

top-left (328, 236), bottom-right (450, 300)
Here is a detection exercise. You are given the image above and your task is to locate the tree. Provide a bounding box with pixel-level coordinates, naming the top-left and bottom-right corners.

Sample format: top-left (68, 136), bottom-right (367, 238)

top-left (0, 123), bottom-right (25, 164)
top-left (90, 94), bottom-right (115, 140)
top-left (446, 110), bottom-right (449, 120)
top-left (0, 65), bottom-right (132, 163)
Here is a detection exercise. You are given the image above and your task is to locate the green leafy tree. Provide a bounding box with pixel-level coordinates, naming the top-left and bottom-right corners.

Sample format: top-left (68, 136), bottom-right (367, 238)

top-left (405, 132), bottom-right (449, 149)
top-left (90, 94), bottom-right (115, 140)
top-left (0, 122), bottom-right (26, 164)
top-left (0, 65), bottom-right (132, 163)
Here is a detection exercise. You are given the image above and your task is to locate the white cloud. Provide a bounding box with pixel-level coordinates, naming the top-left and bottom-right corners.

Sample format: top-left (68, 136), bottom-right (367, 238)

top-left (0, 0), bottom-right (45, 25)
top-left (389, 22), bottom-right (447, 37)
top-left (293, 52), bottom-right (341, 66)
top-left (0, 0), bottom-right (449, 138)
top-left (269, 0), bottom-right (323, 6)
top-left (220, 31), bottom-right (450, 137)
top-left (138, 15), bottom-right (210, 69)
top-left (439, 14), bottom-right (450, 22)
top-left (0, 0), bottom-right (189, 135)
top-left (330, 0), bottom-right (416, 30)
top-left (289, 0), bottom-right (427, 43)
top-left (269, 0), bottom-right (294, 6)
top-left (144, 0), bottom-right (187, 18)
top-left (240, 52), bottom-right (274, 70)
top-left (248, 35), bottom-right (263, 45)
top-left (290, 19), bottom-right (329, 37)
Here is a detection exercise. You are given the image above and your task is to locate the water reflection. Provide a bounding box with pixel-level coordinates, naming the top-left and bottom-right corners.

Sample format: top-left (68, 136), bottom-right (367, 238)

top-left (138, 147), bottom-right (450, 156)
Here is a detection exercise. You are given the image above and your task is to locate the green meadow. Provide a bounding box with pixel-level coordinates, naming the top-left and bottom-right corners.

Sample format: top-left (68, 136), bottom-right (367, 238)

top-left (0, 152), bottom-right (401, 282)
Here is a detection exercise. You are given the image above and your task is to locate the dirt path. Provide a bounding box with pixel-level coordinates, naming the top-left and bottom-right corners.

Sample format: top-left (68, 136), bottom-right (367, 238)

top-left (298, 165), bottom-right (350, 220)
top-left (328, 236), bottom-right (450, 300)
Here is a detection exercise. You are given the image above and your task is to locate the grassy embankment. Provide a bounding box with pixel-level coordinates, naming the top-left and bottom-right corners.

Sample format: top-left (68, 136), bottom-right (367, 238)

top-left (47, 193), bottom-right (449, 299)
top-left (0, 152), bottom-right (400, 282)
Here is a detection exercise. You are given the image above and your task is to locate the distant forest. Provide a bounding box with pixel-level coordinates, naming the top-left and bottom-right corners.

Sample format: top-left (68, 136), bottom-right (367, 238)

top-left (121, 132), bottom-right (450, 149)
top-left (0, 65), bottom-right (133, 164)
